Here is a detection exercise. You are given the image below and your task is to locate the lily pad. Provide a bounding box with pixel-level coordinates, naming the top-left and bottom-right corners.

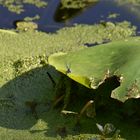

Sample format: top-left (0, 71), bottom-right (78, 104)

top-left (48, 37), bottom-right (140, 102)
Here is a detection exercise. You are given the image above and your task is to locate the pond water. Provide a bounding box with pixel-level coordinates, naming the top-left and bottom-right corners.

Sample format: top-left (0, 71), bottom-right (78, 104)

top-left (0, 0), bottom-right (140, 33)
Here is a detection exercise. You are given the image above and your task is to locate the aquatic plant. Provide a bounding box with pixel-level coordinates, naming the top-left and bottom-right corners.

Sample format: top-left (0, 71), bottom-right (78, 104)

top-left (0, 0), bottom-right (47, 14)
top-left (117, 0), bottom-right (140, 6)
top-left (60, 0), bottom-right (99, 9)
top-left (48, 37), bottom-right (140, 102)
top-left (0, 21), bottom-right (138, 139)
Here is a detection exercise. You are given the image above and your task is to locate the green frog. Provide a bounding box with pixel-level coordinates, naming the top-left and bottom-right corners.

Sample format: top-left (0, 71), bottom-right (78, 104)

top-left (51, 73), bottom-right (96, 119)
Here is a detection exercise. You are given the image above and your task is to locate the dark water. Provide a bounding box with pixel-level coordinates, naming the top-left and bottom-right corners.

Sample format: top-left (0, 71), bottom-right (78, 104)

top-left (0, 0), bottom-right (140, 33)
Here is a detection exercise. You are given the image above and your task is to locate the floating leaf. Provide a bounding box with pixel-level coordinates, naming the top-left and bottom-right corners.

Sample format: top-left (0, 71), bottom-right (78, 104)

top-left (48, 37), bottom-right (140, 102)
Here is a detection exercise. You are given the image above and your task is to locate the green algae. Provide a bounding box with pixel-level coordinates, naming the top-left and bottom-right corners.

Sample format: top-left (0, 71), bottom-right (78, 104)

top-left (0, 21), bottom-right (139, 139)
top-left (0, 0), bottom-right (47, 14)
top-left (24, 15), bottom-right (40, 21)
top-left (56, 21), bottom-right (136, 45)
top-left (13, 55), bottom-right (47, 76)
top-left (16, 21), bottom-right (38, 31)
top-left (107, 13), bottom-right (120, 19)
top-left (0, 21), bottom-right (135, 87)
top-left (115, 0), bottom-right (140, 21)
top-left (117, 0), bottom-right (140, 6)
top-left (60, 0), bottom-right (99, 9)
top-left (0, 29), bottom-right (17, 34)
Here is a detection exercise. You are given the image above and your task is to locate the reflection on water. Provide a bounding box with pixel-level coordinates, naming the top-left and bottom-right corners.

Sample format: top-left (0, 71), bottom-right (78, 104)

top-left (54, 0), bottom-right (99, 22)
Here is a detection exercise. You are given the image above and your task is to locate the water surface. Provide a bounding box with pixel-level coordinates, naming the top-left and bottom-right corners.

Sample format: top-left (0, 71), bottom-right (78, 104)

top-left (0, 0), bottom-right (140, 32)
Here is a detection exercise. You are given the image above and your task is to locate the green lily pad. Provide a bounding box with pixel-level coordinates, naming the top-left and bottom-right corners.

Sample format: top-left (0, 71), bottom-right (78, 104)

top-left (48, 37), bottom-right (140, 102)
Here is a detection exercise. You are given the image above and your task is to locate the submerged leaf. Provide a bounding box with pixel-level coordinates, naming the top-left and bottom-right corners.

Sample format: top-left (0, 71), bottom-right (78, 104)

top-left (48, 37), bottom-right (140, 102)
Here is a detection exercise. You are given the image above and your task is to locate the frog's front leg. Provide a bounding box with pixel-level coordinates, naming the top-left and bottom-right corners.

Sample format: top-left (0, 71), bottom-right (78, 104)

top-left (62, 77), bottom-right (72, 110)
top-left (61, 77), bottom-right (81, 116)
top-left (53, 75), bottom-right (72, 110)
top-left (53, 75), bottom-right (66, 107)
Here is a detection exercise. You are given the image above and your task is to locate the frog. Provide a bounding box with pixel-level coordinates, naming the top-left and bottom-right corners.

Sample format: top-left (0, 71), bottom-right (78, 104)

top-left (48, 66), bottom-right (122, 121)
top-left (49, 72), bottom-right (96, 119)
top-left (16, 21), bottom-right (38, 32)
